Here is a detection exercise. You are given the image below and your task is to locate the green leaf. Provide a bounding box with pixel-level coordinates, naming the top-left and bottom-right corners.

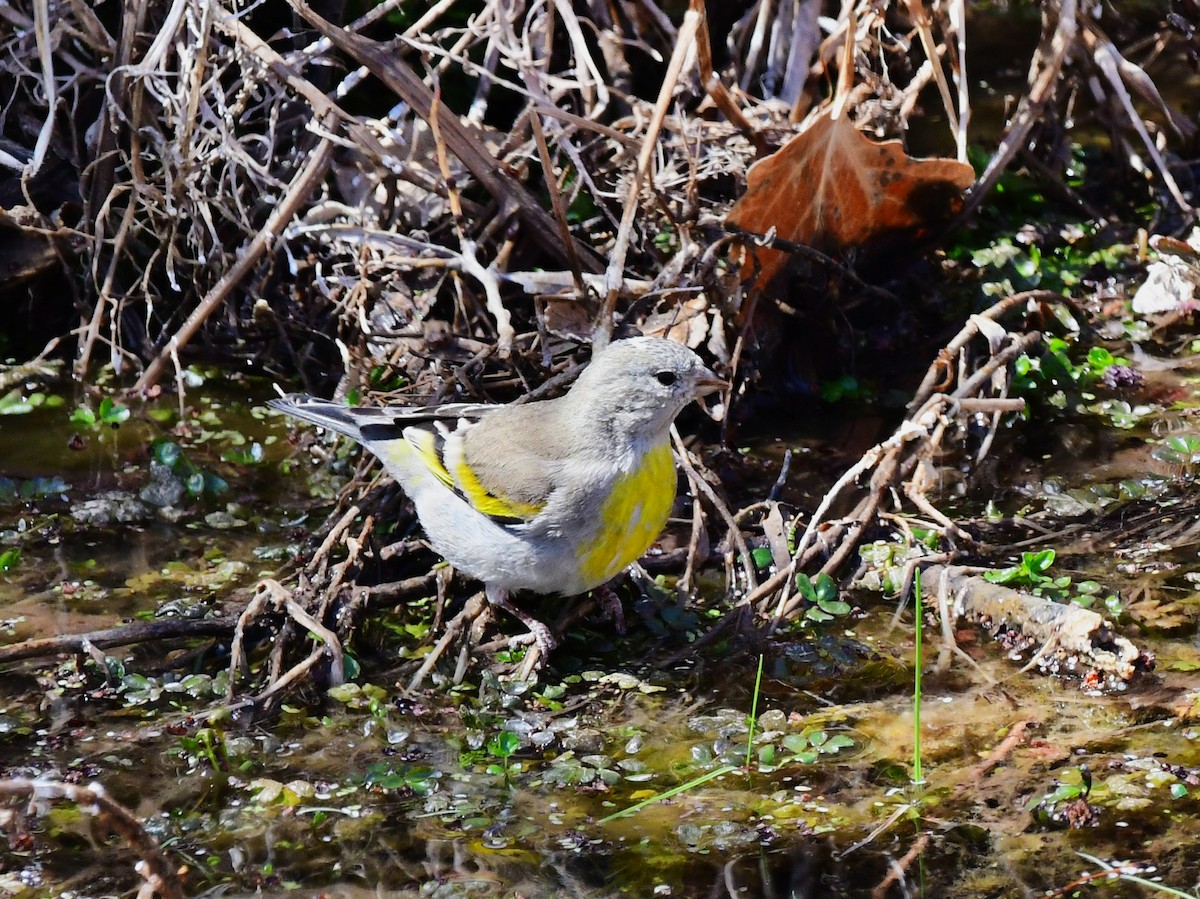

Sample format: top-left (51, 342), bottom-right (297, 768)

top-left (781, 734), bottom-right (810, 754)
top-left (0, 389), bottom-right (32, 415)
top-left (1025, 549), bottom-right (1055, 573)
top-left (203, 472), bottom-right (229, 496)
top-left (327, 684), bottom-right (359, 702)
top-left (817, 598), bottom-right (852, 616)
top-left (795, 573), bottom-right (817, 602)
top-left (750, 546), bottom-right (774, 570)
top-left (71, 406), bottom-right (97, 427)
top-left (487, 732), bottom-right (520, 759)
top-left (812, 572), bottom-right (838, 605)
top-left (0, 547), bottom-right (20, 572)
top-left (1165, 435), bottom-right (1200, 458)
top-left (152, 440), bottom-right (182, 467)
top-left (98, 396), bottom-right (130, 425)
top-left (984, 566), bottom-right (1020, 584)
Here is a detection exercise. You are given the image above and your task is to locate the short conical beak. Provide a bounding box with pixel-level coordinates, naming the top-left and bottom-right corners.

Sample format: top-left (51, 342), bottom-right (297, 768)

top-left (694, 369), bottom-right (729, 396)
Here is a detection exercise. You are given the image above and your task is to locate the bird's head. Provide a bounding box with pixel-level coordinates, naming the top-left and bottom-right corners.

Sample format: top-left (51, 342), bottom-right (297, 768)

top-left (568, 336), bottom-right (727, 445)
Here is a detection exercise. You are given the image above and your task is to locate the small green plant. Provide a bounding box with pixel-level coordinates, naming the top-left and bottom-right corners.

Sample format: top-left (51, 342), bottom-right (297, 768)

top-left (485, 731), bottom-right (522, 781)
top-left (796, 572), bottom-right (852, 624)
top-left (961, 215), bottom-right (1131, 298)
top-left (71, 395), bottom-right (130, 428)
top-left (147, 437), bottom-right (229, 499)
top-left (984, 549), bottom-right (1121, 616)
top-left (220, 440), bottom-right (264, 465)
top-left (912, 568), bottom-right (923, 786)
top-left (820, 375), bottom-right (874, 404)
top-left (326, 682), bottom-right (388, 718)
top-left (363, 762), bottom-right (440, 796)
top-left (1151, 434), bottom-right (1200, 474)
top-left (776, 729), bottom-right (856, 765)
top-left (0, 475), bottom-right (69, 503)
top-left (0, 547), bottom-right (19, 572)
top-left (174, 727), bottom-right (230, 772)
top-left (652, 224), bottom-right (677, 253)
top-left (1028, 766), bottom-right (1094, 828)
top-left (984, 548), bottom-right (1060, 589)
top-left (1015, 340), bottom-right (1123, 394)
top-left (749, 546), bottom-right (774, 570)
top-left (364, 365), bottom-right (409, 393)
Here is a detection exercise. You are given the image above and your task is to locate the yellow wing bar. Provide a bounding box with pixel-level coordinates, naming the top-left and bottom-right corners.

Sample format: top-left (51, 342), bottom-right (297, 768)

top-left (404, 427), bottom-right (544, 523)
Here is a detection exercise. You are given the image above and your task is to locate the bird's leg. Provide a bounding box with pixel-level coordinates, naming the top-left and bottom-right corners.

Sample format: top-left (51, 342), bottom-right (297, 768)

top-left (594, 582), bottom-right (627, 635)
top-left (485, 584), bottom-right (558, 658)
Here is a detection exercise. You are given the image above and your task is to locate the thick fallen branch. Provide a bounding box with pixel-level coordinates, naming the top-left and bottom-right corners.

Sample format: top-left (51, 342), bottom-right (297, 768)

top-left (924, 564), bottom-right (1153, 681)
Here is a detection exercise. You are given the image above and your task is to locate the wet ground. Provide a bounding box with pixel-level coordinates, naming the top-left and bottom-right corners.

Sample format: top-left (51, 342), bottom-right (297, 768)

top-left (2, 330), bottom-right (1200, 899)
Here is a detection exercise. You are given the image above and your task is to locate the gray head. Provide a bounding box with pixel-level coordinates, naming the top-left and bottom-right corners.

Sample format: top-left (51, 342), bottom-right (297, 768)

top-left (565, 337), bottom-right (726, 444)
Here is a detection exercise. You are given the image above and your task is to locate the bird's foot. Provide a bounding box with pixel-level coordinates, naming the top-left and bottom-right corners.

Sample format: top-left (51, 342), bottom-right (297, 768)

top-left (511, 618), bottom-right (557, 659)
top-left (486, 586), bottom-right (558, 665)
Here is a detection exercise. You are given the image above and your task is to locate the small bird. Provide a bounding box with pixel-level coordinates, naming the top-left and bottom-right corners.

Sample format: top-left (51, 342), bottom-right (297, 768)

top-left (270, 336), bottom-right (726, 661)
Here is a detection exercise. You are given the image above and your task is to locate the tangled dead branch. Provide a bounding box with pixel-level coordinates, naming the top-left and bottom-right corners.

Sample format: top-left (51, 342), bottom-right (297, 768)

top-left (724, 294), bottom-right (1046, 623)
top-left (1, 0), bottom-right (1191, 384)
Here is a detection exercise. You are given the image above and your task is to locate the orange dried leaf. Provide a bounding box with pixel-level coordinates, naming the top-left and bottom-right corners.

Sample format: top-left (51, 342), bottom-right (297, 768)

top-left (726, 110), bottom-right (975, 288)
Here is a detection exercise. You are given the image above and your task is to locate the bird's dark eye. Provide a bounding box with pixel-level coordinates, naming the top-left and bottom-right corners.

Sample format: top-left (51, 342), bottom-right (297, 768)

top-left (655, 371), bottom-right (677, 386)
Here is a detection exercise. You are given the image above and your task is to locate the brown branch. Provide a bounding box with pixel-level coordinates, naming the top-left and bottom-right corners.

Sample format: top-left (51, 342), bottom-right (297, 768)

top-left (957, 0), bottom-right (1077, 222)
top-left (0, 617), bottom-right (236, 665)
top-left (407, 592), bottom-right (487, 691)
top-left (691, 0), bottom-right (769, 155)
top-left (0, 778), bottom-right (185, 899)
top-left (924, 564), bottom-right (1152, 680)
top-left (598, 8), bottom-right (700, 344)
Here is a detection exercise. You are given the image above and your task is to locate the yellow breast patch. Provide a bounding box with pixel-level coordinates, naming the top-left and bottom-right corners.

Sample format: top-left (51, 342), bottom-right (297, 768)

top-left (578, 440), bottom-right (676, 589)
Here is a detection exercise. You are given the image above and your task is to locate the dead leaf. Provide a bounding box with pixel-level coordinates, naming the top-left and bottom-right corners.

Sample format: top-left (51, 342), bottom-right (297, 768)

top-left (641, 296), bottom-right (710, 347)
top-left (725, 109), bottom-right (975, 289)
top-left (541, 296), bottom-right (599, 342)
top-left (1124, 586), bottom-right (1191, 631)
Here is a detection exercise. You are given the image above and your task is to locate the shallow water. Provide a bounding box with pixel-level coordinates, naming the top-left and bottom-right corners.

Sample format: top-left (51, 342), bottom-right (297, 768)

top-left (2, 351), bottom-right (1199, 898)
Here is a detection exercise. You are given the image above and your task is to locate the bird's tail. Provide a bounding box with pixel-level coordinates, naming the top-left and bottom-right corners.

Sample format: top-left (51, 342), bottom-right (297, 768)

top-left (268, 395), bottom-right (373, 441)
top-left (269, 394), bottom-right (443, 495)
